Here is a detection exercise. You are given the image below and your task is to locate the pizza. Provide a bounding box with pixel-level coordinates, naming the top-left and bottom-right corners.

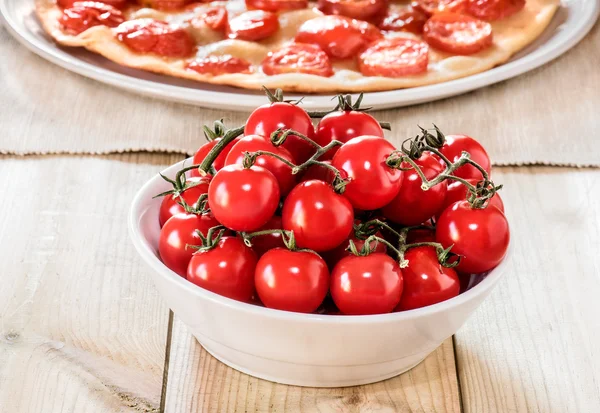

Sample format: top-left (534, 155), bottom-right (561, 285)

top-left (35, 0), bottom-right (558, 93)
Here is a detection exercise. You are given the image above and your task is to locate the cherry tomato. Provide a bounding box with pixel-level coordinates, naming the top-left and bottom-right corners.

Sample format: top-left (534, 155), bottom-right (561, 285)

top-left (136, 0), bottom-right (191, 10)
top-left (378, 6), bottom-right (427, 34)
top-left (227, 10), bottom-right (279, 41)
top-left (436, 200), bottom-right (510, 274)
top-left (358, 38), bottom-right (429, 77)
top-left (198, 6), bottom-right (227, 31)
top-left (282, 180), bottom-right (354, 252)
top-left (158, 212), bottom-right (219, 277)
top-left (255, 248), bottom-right (329, 313)
top-left (406, 224), bottom-right (436, 243)
top-left (187, 236), bottom-right (257, 302)
top-left (115, 19), bottom-right (196, 57)
top-left (224, 135), bottom-right (297, 195)
top-left (250, 216), bottom-right (286, 257)
top-left (262, 43), bottom-right (334, 77)
top-left (314, 111), bottom-right (384, 160)
top-left (60, 2), bottom-right (124, 35)
top-left (316, 0), bottom-right (389, 21)
top-left (412, 0), bottom-right (466, 15)
top-left (436, 179), bottom-right (504, 219)
top-left (295, 15), bottom-right (383, 59)
top-left (423, 13), bottom-right (493, 55)
top-left (395, 246), bottom-right (460, 311)
top-left (190, 137), bottom-right (241, 177)
top-left (439, 134), bottom-right (491, 180)
top-left (322, 227), bottom-right (387, 269)
top-left (245, 102), bottom-right (316, 163)
top-left (331, 253), bottom-right (403, 315)
top-left (158, 176), bottom-right (211, 227)
top-left (208, 164), bottom-right (280, 231)
top-left (382, 153), bottom-right (447, 226)
top-left (187, 55), bottom-right (252, 76)
top-left (245, 0), bottom-right (308, 11)
top-left (466, 0), bottom-right (525, 21)
top-left (58, 0), bottom-right (128, 8)
top-left (331, 136), bottom-right (402, 210)
top-left (298, 160), bottom-right (336, 184)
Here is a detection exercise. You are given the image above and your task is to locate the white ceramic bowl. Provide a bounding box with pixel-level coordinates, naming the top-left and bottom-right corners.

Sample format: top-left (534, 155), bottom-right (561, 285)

top-left (129, 158), bottom-right (510, 388)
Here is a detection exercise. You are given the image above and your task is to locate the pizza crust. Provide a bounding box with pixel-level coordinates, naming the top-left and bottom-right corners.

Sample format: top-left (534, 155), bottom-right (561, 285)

top-left (35, 0), bottom-right (559, 93)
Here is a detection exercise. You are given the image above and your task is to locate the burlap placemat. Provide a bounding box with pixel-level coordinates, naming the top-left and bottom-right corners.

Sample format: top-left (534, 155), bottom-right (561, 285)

top-left (1, 22), bottom-right (599, 167)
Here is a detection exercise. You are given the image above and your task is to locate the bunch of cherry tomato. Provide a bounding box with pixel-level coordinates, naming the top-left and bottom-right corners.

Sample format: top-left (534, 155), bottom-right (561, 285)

top-left (155, 89), bottom-right (510, 316)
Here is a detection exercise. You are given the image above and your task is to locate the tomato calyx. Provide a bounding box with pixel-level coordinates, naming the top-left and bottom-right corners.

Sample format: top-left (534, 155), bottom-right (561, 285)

top-left (242, 228), bottom-right (319, 255)
top-left (154, 164), bottom-right (208, 199)
top-left (202, 119), bottom-right (228, 142)
top-left (305, 93), bottom-right (391, 131)
top-left (197, 123), bottom-right (245, 173)
top-left (187, 224), bottom-right (227, 253)
top-left (261, 86), bottom-right (306, 106)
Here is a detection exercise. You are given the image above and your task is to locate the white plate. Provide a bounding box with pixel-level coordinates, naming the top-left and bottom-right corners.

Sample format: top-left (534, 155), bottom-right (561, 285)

top-left (1, 0), bottom-right (598, 111)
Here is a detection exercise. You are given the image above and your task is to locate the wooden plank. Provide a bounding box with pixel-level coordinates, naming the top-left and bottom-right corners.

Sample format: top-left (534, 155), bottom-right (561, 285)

top-left (455, 167), bottom-right (600, 413)
top-left (164, 321), bottom-right (461, 412)
top-left (0, 154), bottom-right (181, 413)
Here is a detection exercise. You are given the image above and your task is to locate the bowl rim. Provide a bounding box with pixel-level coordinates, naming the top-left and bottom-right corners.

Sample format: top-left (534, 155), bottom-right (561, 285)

top-left (129, 158), bottom-right (510, 325)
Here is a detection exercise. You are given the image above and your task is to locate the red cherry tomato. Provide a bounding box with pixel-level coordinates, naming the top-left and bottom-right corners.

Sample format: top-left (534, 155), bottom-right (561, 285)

top-left (245, 102), bottom-right (316, 163)
top-left (60, 2), bottom-right (124, 35)
top-left (282, 180), bottom-right (354, 252)
top-left (158, 177), bottom-right (211, 227)
top-left (382, 153), bottom-right (447, 226)
top-left (322, 227), bottom-right (387, 269)
top-left (436, 179), bottom-right (504, 219)
top-left (466, 0), bottom-right (525, 21)
top-left (395, 246), bottom-right (460, 311)
top-left (412, 0), bottom-right (466, 15)
top-left (358, 37), bottom-right (429, 77)
top-left (436, 200), bottom-right (510, 274)
top-left (224, 135), bottom-right (297, 195)
top-left (331, 136), bottom-right (402, 210)
top-left (245, 0), bottom-right (308, 11)
top-left (378, 6), bottom-right (428, 34)
top-left (331, 253), bottom-right (403, 315)
top-left (406, 224), bottom-right (436, 243)
top-left (115, 19), bottom-right (196, 57)
top-left (314, 111), bottom-right (384, 160)
top-left (262, 43), bottom-right (334, 77)
top-left (187, 236), bottom-right (257, 302)
top-left (255, 248), bottom-right (329, 313)
top-left (298, 160), bottom-right (336, 184)
top-left (423, 13), bottom-right (493, 55)
top-left (136, 0), bottom-right (192, 10)
top-left (250, 216), bottom-right (286, 257)
top-left (439, 134), bottom-right (492, 180)
top-left (227, 10), bottom-right (279, 41)
top-left (190, 137), bottom-right (241, 177)
top-left (208, 164), bottom-right (280, 231)
top-left (316, 0), bottom-right (389, 21)
top-left (58, 0), bottom-right (128, 8)
top-left (187, 55), bottom-right (252, 76)
top-left (158, 212), bottom-right (219, 277)
top-left (198, 6), bottom-right (228, 31)
top-left (295, 15), bottom-right (383, 59)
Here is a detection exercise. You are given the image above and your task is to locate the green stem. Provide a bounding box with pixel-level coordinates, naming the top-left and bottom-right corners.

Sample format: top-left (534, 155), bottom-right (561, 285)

top-left (198, 125), bottom-right (245, 173)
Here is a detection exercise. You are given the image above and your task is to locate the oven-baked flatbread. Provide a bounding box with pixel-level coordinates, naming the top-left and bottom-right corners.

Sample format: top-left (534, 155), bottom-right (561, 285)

top-left (35, 0), bottom-right (559, 93)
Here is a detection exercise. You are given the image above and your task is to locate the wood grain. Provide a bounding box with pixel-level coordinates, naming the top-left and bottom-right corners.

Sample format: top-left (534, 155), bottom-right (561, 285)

top-left (455, 167), bottom-right (600, 413)
top-left (164, 317), bottom-right (461, 413)
top-left (0, 153), bottom-right (181, 413)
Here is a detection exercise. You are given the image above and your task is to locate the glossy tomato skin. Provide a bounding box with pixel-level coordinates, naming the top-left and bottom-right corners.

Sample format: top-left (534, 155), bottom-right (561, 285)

top-left (137, 0), bottom-right (192, 10)
top-left (159, 212), bottom-right (219, 277)
top-left (322, 228), bottom-right (387, 270)
top-left (187, 55), bottom-right (251, 75)
top-left (466, 0), bottom-right (525, 21)
top-left (158, 177), bottom-right (211, 227)
top-left (208, 164), bottom-right (280, 232)
top-left (382, 153), bottom-right (447, 226)
top-left (358, 38), bottom-right (429, 77)
top-left (190, 137), bottom-right (241, 177)
top-left (331, 253), bottom-right (403, 315)
top-left (262, 43), bottom-right (334, 77)
top-left (255, 248), bottom-right (330, 313)
top-left (395, 246), bottom-right (460, 311)
top-left (378, 6), bottom-right (428, 34)
top-left (332, 136), bottom-right (402, 210)
top-left (58, 0), bottom-right (129, 8)
top-left (115, 19), bottom-right (196, 57)
top-left (314, 111), bottom-right (384, 160)
top-left (227, 10), bottom-right (279, 41)
top-left (317, 0), bottom-right (389, 21)
top-left (250, 216), bottom-right (285, 257)
top-left (245, 102), bottom-right (316, 163)
top-left (423, 13), bottom-right (493, 55)
top-left (436, 200), bottom-right (510, 274)
top-left (412, 0), bottom-right (466, 15)
top-left (246, 0), bottom-right (308, 11)
top-left (224, 135), bottom-right (297, 195)
top-left (436, 179), bottom-right (504, 219)
top-left (298, 160), bottom-right (336, 184)
top-left (439, 134), bottom-right (491, 180)
top-left (60, 2), bottom-right (125, 35)
top-left (187, 236), bottom-right (257, 302)
top-left (282, 180), bottom-right (354, 252)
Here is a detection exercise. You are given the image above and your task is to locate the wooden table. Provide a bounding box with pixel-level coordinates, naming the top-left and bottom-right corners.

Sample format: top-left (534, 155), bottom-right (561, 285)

top-left (2, 25), bottom-right (600, 413)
